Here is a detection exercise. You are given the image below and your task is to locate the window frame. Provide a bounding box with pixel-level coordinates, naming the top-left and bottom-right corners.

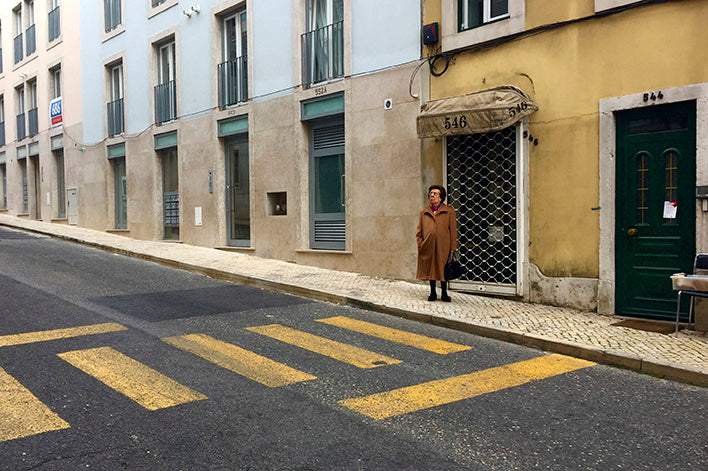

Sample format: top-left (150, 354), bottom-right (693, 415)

top-left (51, 65), bottom-right (61, 99)
top-left (16, 85), bottom-right (25, 114)
top-left (158, 41), bottom-right (175, 85)
top-left (441, 0), bottom-right (523, 52)
top-left (104, 0), bottom-right (122, 33)
top-left (459, 0), bottom-right (509, 32)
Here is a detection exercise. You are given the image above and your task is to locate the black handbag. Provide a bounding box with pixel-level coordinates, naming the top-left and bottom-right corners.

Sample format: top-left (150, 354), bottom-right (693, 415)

top-left (444, 252), bottom-right (464, 281)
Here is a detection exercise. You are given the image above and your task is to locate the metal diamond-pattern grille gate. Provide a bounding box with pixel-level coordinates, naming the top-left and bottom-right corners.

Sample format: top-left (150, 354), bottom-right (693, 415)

top-left (447, 127), bottom-right (517, 287)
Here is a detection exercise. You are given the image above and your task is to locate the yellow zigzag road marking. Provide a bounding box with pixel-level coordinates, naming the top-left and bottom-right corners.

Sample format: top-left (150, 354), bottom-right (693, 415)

top-left (245, 324), bottom-right (401, 369)
top-left (339, 354), bottom-right (596, 419)
top-left (0, 366), bottom-right (70, 442)
top-left (317, 316), bottom-right (471, 354)
top-left (163, 333), bottom-right (317, 387)
top-left (58, 347), bottom-right (207, 410)
top-left (0, 323), bottom-right (127, 348)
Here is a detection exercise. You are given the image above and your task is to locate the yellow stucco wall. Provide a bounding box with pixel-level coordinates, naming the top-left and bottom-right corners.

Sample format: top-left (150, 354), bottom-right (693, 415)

top-left (423, 0), bottom-right (707, 278)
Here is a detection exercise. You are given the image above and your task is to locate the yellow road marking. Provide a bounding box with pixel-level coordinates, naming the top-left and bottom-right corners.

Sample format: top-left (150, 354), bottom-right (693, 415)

top-left (57, 347), bottom-right (207, 410)
top-left (163, 333), bottom-right (317, 387)
top-left (0, 366), bottom-right (70, 442)
top-left (245, 324), bottom-right (401, 369)
top-left (0, 323), bottom-right (128, 348)
top-left (339, 354), bottom-right (596, 419)
top-left (316, 316), bottom-right (471, 354)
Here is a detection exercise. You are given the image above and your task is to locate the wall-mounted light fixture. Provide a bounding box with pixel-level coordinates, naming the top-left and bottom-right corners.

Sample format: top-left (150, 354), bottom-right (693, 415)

top-left (184, 5), bottom-right (200, 17)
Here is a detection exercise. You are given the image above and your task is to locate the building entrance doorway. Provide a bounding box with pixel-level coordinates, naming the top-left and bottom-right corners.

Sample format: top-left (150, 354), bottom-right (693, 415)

top-left (615, 101), bottom-right (696, 320)
top-left (225, 137), bottom-right (250, 246)
top-left (446, 126), bottom-right (518, 294)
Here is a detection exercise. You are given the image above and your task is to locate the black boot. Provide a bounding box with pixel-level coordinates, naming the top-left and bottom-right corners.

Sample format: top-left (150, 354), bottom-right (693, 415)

top-left (428, 280), bottom-right (437, 301)
top-left (441, 281), bottom-right (451, 302)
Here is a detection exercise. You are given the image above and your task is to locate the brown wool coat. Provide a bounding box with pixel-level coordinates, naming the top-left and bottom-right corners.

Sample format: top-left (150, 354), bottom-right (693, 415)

top-left (416, 204), bottom-right (457, 281)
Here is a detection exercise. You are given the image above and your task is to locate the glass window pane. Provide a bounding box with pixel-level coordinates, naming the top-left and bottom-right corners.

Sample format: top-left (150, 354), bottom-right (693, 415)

top-left (636, 153), bottom-right (648, 224)
top-left (314, 153), bottom-right (343, 213)
top-left (460, 0), bottom-right (482, 30)
top-left (162, 149), bottom-right (178, 192)
top-left (664, 150), bottom-right (678, 223)
top-left (333, 0), bottom-right (343, 23)
top-left (490, 0), bottom-right (508, 18)
top-left (627, 114), bottom-right (688, 135)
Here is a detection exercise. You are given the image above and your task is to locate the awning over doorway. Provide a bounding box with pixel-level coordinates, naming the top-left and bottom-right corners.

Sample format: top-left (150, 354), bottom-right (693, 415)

top-left (416, 85), bottom-right (538, 138)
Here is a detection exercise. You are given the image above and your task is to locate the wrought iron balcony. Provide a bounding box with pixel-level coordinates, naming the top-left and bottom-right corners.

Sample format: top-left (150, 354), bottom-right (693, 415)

top-left (48, 6), bottom-right (61, 42)
top-left (28, 108), bottom-right (38, 136)
top-left (14, 34), bottom-right (23, 64)
top-left (16, 113), bottom-right (26, 140)
top-left (25, 25), bottom-right (36, 56)
top-left (107, 98), bottom-right (125, 136)
top-left (218, 54), bottom-right (248, 108)
top-left (301, 21), bottom-right (343, 88)
top-left (154, 80), bottom-right (176, 124)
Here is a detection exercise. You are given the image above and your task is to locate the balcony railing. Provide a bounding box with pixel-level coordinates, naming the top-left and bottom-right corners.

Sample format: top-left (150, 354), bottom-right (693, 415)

top-left (154, 80), bottom-right (176, 124)
top-left (14, 34), bottom-right (23, 64)
top-left (301, 21), bottom-right (343, 88)
top-left (28, 108), bottom-right (38, 136)
top-left (25, 25), bottom-right (36, 56)
top-left (0, 121), bottom-right (5, 146)
top-left (16, 113), bottom-right (26, 140)
top-left (218, 55), bottom-right (248, 108)
top-left (48, 6), bottom-right (61, 42)
top-left (107, 98), bottom-right (124, 136)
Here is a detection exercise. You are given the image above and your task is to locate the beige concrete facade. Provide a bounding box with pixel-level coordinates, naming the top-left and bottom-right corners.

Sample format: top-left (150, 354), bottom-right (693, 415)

top-left (70, 61), bottom-right (422, 281)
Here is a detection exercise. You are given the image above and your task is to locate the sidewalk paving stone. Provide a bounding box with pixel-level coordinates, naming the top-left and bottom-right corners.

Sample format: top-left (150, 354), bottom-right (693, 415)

top-left (1, 214), bottom-right (706, 387)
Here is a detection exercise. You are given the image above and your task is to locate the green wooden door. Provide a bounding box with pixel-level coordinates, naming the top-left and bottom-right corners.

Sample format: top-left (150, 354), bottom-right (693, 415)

top-left (616, 101), bottom-right (696, 320)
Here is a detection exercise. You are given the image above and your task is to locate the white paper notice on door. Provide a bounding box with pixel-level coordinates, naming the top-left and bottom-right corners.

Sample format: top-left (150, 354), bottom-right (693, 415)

top-left (663, 201), bottom-right (678, 219)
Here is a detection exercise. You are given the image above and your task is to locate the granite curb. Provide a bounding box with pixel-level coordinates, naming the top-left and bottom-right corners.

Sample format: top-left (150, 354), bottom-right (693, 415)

top-left (1, 218), bottom-right (706, 388)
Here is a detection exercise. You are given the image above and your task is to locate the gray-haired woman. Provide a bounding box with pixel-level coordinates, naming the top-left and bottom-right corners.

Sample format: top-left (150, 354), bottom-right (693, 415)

top-left (415, 185), bottom-right (457, 301)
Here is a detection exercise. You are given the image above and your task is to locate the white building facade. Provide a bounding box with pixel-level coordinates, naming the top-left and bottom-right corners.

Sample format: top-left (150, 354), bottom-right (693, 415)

top-left (53, 0), bottom-right (424, 279)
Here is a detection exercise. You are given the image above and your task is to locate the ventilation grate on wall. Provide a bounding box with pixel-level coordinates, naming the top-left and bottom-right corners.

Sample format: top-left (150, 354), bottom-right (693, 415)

top-left (313, 124), bottom-right (345, 150)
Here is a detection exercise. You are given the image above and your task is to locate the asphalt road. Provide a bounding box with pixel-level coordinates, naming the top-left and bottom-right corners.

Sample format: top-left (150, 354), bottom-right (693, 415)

top-left (0, 226), bottom-right (706, 470)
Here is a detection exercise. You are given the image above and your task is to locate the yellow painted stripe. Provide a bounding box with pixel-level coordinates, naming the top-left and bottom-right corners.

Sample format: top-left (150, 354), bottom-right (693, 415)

top-left (245, 324), bottom-right (401, 369)
top-left (0, 323), bottom-right (128, 348)
top-left (0, 366), bottom-right (70, 442)
top-left (163, 334), bottom-right (317, 387)
top-left (57, 347), bottom-right (207, 410)
top-left (316, 316), bottom-right (471, 354)
top-left (339, 354), bottom-right (596, 419)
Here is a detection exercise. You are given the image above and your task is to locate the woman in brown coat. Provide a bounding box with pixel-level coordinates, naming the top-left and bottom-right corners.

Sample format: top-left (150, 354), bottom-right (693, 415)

top-left (416, 185), bottom-right (457, 301)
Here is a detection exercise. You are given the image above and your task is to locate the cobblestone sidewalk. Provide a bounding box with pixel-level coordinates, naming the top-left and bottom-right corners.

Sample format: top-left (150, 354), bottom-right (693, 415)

top-left (1, 214), bottom-right (706, 386)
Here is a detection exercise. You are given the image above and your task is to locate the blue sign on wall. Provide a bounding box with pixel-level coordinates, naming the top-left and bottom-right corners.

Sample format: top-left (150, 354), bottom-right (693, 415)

top-left (50, 97), bottom-right (63, 127)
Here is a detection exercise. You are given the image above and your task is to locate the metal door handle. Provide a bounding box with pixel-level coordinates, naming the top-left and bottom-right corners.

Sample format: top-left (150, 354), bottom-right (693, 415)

top-left (627, 228), bottom-right (638, 237)
top-left (341, 174), bottom-right (345, 208)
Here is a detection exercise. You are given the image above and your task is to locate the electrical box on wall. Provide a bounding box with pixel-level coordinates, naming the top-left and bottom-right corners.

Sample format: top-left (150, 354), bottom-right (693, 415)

top-left (422, 22), bottom-right (439, 45)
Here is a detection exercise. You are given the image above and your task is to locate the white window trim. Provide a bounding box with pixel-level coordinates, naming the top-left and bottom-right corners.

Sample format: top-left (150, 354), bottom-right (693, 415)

top-left (442, 0), bottom-right (524, 53)
top-left (110, 64), bottom-right (123, 101)
top-left (223, 10), bottom-right (246, 60)
top-left (595, 0), bottom-right (643, 12)
top-left (460, 0), bottom-right (509, 30)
